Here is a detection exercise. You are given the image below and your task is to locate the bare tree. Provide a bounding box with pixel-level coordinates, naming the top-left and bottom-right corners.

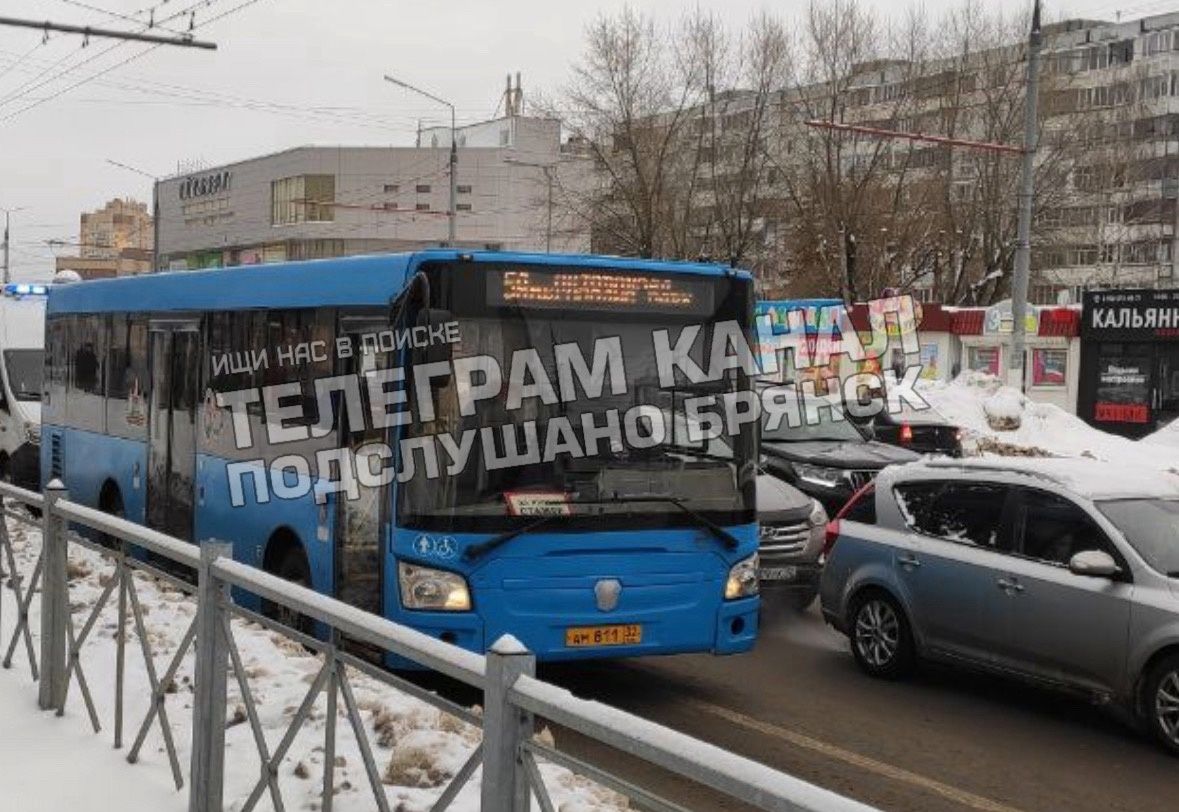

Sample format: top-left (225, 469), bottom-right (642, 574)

top-left (549, 7), bottom-right (703, 258)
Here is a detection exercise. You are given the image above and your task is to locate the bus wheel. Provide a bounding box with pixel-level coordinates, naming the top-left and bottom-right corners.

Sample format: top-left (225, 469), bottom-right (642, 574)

top-left (263, 543), bottom-right (315, 640)
top-left (98, 483), bottom-right (125, 550)
top-left (0, 454), bottom-right (10, 484)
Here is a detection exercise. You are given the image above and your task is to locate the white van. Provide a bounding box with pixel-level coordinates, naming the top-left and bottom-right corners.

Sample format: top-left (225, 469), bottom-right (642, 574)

top-left (0, 283), bottom-right (46, 490)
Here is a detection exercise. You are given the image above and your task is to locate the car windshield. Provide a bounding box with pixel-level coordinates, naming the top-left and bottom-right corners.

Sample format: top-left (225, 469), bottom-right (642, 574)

top-left (1096, 499), bottom-right (1179, 576)
top-left (761, 398), bottom-right (864, 443)
top-left (399, 262), bottom-right (757, 533)
top-left (4, 349), bottom-right (43, 402)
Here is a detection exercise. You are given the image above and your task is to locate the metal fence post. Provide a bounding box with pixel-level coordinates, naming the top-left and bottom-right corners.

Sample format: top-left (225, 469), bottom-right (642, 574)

top-left (38, 480), bottom-right (68, 711)
top-left (189, 541), bottom-right (233, 812)
top-left (481, 634), bottom-right (537, 812)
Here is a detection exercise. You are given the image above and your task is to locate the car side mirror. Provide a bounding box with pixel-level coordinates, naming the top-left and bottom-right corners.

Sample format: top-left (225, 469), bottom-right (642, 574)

top-left (1068, 549), bottom-right (1121, 578)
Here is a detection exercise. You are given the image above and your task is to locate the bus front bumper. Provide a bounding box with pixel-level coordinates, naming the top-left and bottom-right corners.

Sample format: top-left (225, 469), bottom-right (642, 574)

top-left (385, 594), bottom-right (759, 665)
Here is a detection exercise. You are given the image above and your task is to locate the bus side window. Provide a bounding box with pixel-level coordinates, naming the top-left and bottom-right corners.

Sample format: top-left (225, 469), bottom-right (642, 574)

top-left (106, 315), bottom-right (149, 440)
top-left (44, 316), bottom-right (73, 427)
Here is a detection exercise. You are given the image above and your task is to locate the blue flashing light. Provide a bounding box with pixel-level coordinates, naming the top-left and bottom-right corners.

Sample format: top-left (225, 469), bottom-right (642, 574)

top-left (4, 283), bottom-right (49, 298)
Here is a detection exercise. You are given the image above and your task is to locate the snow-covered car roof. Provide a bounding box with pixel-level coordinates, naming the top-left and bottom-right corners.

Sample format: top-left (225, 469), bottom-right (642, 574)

top-left (885, 456), bottom-right (1179, 501)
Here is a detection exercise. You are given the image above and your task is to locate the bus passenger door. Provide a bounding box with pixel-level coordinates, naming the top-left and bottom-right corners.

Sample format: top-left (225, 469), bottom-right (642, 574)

top-left (334, 319), bottom-right (393, 615)
top-left (146, 323), bottom-right (200, 542)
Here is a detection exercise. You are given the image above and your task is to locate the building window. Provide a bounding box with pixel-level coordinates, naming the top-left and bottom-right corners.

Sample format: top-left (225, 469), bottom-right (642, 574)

top-left (416, 184), bottom-right (431, 194)
top-left (456, 203), bottom-right (472, 212)
top-left (1032, 349), bottom-right (1067, 387)
top-left (383, 184), bottom-right (399, 193)
top-left (457, 184), bottom-right (472, 194)
top-left (968, 346), bottom-right (1001, 376)
top-left (271, 175), bottom-right (335, 225)
top-left (416, 203), bottom-right (431, 211)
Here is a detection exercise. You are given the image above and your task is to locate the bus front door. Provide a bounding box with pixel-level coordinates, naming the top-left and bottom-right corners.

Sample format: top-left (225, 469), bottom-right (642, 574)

top-left (146, 324), bottom-right (199, 542)
top-left (334, 319), bottom-right (393, 615)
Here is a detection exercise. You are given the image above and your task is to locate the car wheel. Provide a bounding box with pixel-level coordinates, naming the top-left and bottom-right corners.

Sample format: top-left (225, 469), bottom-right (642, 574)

top-left (263, 546), bottom-right (315, 639)
top-left (849, 592), bottom-right (914, 679)
top-left (787, 588), bottom-right (818, 613)
top-left (1145, 654), bottom-right (1179, 756)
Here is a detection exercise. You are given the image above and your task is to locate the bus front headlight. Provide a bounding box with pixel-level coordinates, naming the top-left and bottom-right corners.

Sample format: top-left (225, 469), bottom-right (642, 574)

top-left (398, 562), bottom-right (471, 611)
top-left (725, 554), bottom-right (759, 600)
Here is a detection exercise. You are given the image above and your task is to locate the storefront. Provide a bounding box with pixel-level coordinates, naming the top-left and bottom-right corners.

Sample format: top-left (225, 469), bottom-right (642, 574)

top-left (1079, 288), bottom-right (1179, 438)
top-left (951, 300), bottom-right (1081, 413)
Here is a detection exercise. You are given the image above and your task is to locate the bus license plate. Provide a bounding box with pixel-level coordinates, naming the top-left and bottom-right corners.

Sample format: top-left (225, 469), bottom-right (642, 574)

top-left (564, 624), bottom-right (642, 648)
top-left (758, 566), bottom-right (798, 581)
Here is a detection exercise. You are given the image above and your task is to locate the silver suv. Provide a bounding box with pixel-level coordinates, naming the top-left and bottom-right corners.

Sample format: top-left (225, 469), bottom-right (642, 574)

top-left (819, 457), bottom-right (1179, 755)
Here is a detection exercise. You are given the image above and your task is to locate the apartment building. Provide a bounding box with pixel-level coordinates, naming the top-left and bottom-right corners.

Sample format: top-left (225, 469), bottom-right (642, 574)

top-left (667, 13), bottom-right (1179, 304)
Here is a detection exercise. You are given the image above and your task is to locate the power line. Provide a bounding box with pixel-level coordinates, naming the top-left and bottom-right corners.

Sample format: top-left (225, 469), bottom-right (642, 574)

top-left (0, 0), bottom-right (259, 127)
top-left (0, 16), bottom-right (217, 50)
top-left (0, 0), bottom-right (224, 112)
top-left (56, 0), bottom-right (190, 37)
top-left (0, 40), bottom-right (48, 85)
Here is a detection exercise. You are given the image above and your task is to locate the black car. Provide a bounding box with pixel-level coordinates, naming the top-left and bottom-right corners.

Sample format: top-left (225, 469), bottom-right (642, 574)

top-left (760, 403), bottom-right (919, 515)
top-left (847, 401), bottom-right (963, 457)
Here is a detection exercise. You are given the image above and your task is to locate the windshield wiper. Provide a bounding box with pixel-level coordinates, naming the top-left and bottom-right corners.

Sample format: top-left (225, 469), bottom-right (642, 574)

top-left (463, 514), bottom-right (561, 561)
top-left (578, 495), bottom-right (740, 550)
top-left (462, 495), bottom-right (740, 561)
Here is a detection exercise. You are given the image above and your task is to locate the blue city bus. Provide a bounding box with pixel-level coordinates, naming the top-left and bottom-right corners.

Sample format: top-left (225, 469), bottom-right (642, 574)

top-left (41, 250), bottom-right (760, 662)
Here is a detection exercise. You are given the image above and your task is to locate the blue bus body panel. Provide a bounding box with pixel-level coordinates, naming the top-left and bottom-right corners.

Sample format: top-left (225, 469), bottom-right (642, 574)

top-left (47, 250), bottom-right (750, 316)
top-left (193, 455), bottom-right (334, 611)
top-left (40, 427), bottom-right (147, 525)
top-left (385, 524), bottom-right (760, 662)
top-left (43, 250), bottom-right (760, 662)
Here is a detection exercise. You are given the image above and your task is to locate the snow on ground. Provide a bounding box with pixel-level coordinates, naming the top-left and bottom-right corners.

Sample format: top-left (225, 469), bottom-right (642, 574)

top-left (0, 517), bottom-right (627, 812)
top-left (1145, 416), bottom-right (1179, 449)
top-left (919, 371), bottom-right (1179, 472)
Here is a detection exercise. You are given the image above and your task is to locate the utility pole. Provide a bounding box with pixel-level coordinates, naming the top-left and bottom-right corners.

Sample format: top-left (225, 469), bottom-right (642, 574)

top-left (505, 157), bottom-right (556, 252)
top-left (2, 211), bottom-right (9, 285)
top-left (1, 207), bottom-right (26, 284)
top-left (385, 74), bottom-right (458, 246)
top-left (1008, 0), bottom-right (1043, 390)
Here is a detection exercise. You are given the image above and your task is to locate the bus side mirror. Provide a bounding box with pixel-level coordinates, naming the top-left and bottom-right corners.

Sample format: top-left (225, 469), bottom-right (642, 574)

top-left (412, 308), bottom-right (454, 387)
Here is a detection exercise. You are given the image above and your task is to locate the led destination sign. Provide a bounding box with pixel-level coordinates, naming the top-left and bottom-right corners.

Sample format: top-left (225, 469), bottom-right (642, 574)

top-left (486, 269), bottom-right (716, 315)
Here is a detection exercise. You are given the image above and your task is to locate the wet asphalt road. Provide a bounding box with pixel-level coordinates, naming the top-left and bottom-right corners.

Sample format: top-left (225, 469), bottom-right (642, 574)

top-left (534, 596), bottom-right (1179, 812)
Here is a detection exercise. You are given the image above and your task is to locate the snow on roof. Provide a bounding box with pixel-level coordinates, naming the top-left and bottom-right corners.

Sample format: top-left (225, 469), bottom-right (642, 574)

top-left (912, 456), bottom-right (1179, 500)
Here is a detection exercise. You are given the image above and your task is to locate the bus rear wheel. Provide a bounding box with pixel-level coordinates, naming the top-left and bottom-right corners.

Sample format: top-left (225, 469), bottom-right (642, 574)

top-left (98, 483), bottom-right (125, 550)
top-left (263, 544), bottom-right (315, 639)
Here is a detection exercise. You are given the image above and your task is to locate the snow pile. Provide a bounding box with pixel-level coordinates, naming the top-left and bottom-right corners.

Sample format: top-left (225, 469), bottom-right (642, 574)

top-left (919, 371), bottom-right (1179, 472)
top-left (1145, 417), bottom-right (1179, 449)
top-left (0, 520), bottom-right (628, 812)
top-left (981, 388), bottom-right (1024, 431)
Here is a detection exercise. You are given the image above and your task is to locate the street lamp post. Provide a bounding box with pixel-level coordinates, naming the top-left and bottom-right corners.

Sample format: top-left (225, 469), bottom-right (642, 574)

top-left (504, 157), bottom-right (556, 252)
top-left (384, 74), bottom-right (457, 246)
top-left (106, 159), bottom-right (161, 272)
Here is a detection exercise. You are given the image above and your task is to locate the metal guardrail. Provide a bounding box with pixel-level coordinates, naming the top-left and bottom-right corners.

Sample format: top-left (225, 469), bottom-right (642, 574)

top-left (0, 478), bottom-right (879, 812)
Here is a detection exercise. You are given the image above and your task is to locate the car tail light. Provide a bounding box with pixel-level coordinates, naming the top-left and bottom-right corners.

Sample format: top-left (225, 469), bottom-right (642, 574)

top-left (822, 519), bottom-right (841, 558)
top-left (899, 423), bottom-right (914, 443)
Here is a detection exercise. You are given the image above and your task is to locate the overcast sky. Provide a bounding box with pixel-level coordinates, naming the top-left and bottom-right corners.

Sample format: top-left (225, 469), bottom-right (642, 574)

top-left (0, 0), bottom-right (1161, 278)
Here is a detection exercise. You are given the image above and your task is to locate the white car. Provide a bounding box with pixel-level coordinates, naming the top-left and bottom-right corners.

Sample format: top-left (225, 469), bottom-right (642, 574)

top-left (0, 284), bottom-right (46, 489)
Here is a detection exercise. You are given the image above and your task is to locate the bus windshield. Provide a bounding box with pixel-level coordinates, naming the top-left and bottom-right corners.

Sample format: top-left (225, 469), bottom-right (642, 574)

top-left (400, 263), bottom-right (757, 533)
top-left (4, 349), bottom-right (43, 402)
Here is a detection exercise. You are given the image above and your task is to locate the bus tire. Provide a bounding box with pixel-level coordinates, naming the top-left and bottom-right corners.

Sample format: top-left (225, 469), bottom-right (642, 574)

top-left (0, 453), bottom-right (10, 483)
top-left (98, 481), bottom-right (125, 549)
top-left (263, 538), bottom-right (315, 639)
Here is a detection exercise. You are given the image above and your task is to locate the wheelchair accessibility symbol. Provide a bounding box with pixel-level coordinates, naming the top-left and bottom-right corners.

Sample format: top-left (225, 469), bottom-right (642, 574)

top-left (412, 534), bottom-right (458, 561)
